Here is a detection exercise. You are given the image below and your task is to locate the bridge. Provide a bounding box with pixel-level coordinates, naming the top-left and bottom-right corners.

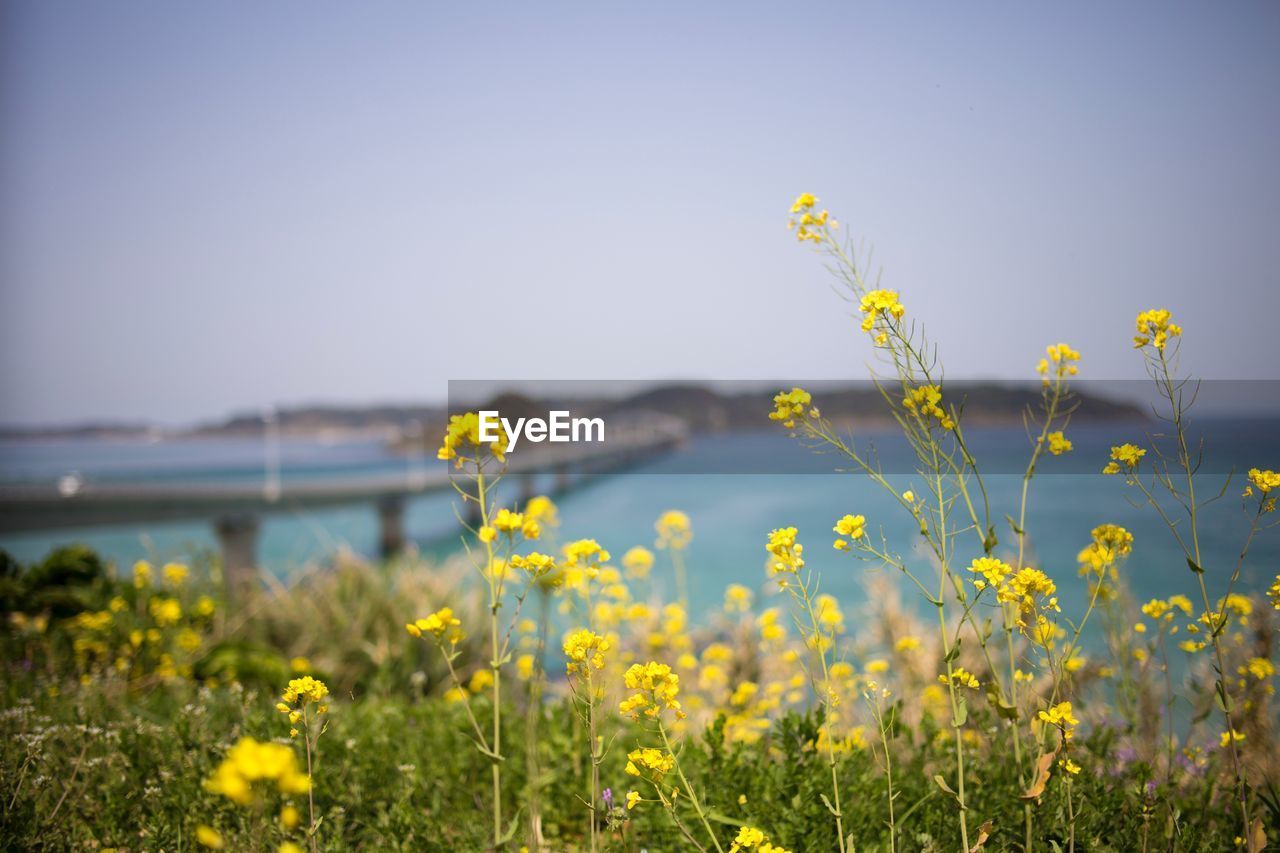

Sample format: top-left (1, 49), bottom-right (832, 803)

top-left (0, 417), bottom-right (686, 589)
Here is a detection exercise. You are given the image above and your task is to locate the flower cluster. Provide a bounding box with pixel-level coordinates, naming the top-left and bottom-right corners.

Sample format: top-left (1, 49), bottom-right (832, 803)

top-left (405, 607), bottom-right (464, 644)
top-left (858, 289), bottom-right (906, 345)
top-left (509, 551), bottom-right (556, 579)
top-left (1133, 308), bottom-right (1182, 352)
top-left (64, 560), bottom-right (216, 685)
top-left (619, 661), bottom-right (685, 721)
top-left (832, 514), bottom-right (866, 551)
top-left (436, 412), bottom-right (508, 466)
top-left (902, 384), bottom-right (954, 430)
top-left (768, 387), bottom-right (818, 430)
top-left (622, 546), bottom-right (654, 578)
top-left (730, 825), bottom-right (793, 853)
top-left (765, 526), bottom-right (804, 577)
top-left (1244, 468), bottom-right (1279, 512)
top-left (968, 556), bottom-right (1013, 592)
top-left (940, 666), bottom-right (980, 689)
top-left (1077, 523), bottom-right (1134, 580)
top-left (624, 747), bottom-right (676, 782)
top-left (1038, 700), bottom-right (1079, 742)
top-left (277, 676), bottom-right (330, 738)
top-left (999, 568), bottom-right (1061, 637)
top-left (655, 510), bottom-right (693, 551)
top-left (787, 193), bottom-right (833, 243)
top-left (204, 737), bottom-right (311, 806)
top-left (1046, 431), bottom-right (1073, 456)
top-left (1036, 342), bottom-right (1081, 383)
top-left (480, 507), bottom-right (542, 542)
top-left (563, 629), bottom-right (610, 675)
top-left (1103, 443), bottom-right (1146, 475)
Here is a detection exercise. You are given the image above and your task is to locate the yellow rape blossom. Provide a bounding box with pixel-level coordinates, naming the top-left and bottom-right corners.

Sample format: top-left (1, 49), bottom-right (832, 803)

top-left (1133, 308), bottom-right (1182, 351)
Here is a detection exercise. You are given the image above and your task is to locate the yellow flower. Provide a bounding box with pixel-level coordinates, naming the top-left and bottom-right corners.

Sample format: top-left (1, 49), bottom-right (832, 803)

top-left (622, 546), bottom-right (655, 578)
top-left (563, 629), bottom-right (610, 674)
top-left (493, 508), bottom-right (525, 535)
top-left (468, 668), bottom-right (494, 693)
top-left (1241, 657), bottom-right (1275, 680)
top-left (625, 790), bottom-right (641, 810)
top-left (524, 495), bottom-right (559, 526)
top-left (940, 667), bottom-right (980, 690)
top-left (724, 584), bottom-right (753, 613)
top-left (281, 675), bottom-right (329, 707)
top-left (655, 510), bottom-right (693, 550)
top-left (1077, 523), bottom-right (1134, 578)
top-left (790, 192), bottom-right (817, 214)
top-left (280, 804), bottom-right (300, 830)
top-left (204, 738), bottom-right (311, 805)
top-left (436, 411), bottom-right (507, 465)
top-left (769, 387), bottom-right (818, 429)
top-left (731, 827), bottom-right (767, 851)
top-left (833, 514), bottom-right (866, 540)
top-left (1269, 574), bottom-right (1280, 611)
top-left (1061, 757), bottom-right (1081, 775)
top-left (787, 194), bottom-right (833, 242)
top-left (1046, 431), bottom-right (1073, 456)
top-left (133, 560), bottom-right (153, 588)
top-left (858, 290), bottom-right (906, 336)
top-left (1104, 443), bottom-right (1146, 475)
top-left (894, 635), bottom-right (921, 652)
top-left (902, 384), bottom-right (954, 430)
top-left (1038, 701), bottom-right (1079, 740)
top-left (765, 527), bottom-right (804, 576)
top-left (968, 556), bottom-right (1012, 593)
top-left (998, 568), bottom-right (1060, 631)
top-left (624, 747), bottom-right (676, 781)
top-left (148, 597), bottom-right (182, 627)
top-left (1133, 308), bottom-right (1183, 351)
top-left (410, 607), bottom-right (464, 643)
top-left (196, 825), bottom-right (225, 849)
top-left (619, 661), bottom-right (684, 720)
top-left (1220, 729), bottom-right (1245, 747)
top-left (1247, 468), bottom-right (1280, 499)
top-left (516, 654), bottom-right (535, 680)
top-left (162, 562), bottom-right (189, 586)
top-left (509, 551), bottom-right (556, 578)
top-left (563, 538), bottom-right (611, 567)
top-left (1036, 343), bottom-right (1081, 383)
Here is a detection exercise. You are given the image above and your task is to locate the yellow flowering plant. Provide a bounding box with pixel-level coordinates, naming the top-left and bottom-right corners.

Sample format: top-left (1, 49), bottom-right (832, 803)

top-left (274, 676), bottom-right (329, 851)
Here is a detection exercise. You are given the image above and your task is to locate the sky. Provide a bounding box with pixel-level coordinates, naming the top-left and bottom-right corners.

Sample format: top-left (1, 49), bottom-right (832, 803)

top-left (2, 1), bottom-right (1278, 426)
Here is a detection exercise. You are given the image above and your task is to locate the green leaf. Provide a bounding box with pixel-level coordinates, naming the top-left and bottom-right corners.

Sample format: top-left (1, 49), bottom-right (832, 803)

top-left (820, 792), bottom-right (841, 817)
top-left (944, 640), bottom-right (962, 662)
top-left (1186, 556), bottom-right (1204, 574)
top-left (954, 697), bottom-right (968, 728)
top-left (933, 775), bottom-right (966, 809)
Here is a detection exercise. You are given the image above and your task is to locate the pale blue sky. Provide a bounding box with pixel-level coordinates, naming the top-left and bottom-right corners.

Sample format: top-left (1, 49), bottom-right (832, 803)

top-left (2, 1), bottom-right (1278, 425)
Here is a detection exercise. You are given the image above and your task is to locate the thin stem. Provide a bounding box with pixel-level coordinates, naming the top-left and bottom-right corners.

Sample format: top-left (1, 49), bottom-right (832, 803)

top-left (659, 722), bottom-right (725, 853)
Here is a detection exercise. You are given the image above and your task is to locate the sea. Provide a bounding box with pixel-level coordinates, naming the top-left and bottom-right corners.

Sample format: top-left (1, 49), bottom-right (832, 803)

top-left (2, 417), bottom-right (1277, 626)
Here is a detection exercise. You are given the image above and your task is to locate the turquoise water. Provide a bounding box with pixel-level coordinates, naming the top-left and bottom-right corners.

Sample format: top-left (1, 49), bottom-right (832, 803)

top-left (1, 419), bottom-right (1276, 624)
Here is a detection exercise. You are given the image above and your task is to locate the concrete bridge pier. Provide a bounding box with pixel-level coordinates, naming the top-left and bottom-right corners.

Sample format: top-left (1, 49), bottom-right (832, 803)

top-left (377, 495), bottom-right (406, 557)
top-left (214, 513), bottom-right (260, 598)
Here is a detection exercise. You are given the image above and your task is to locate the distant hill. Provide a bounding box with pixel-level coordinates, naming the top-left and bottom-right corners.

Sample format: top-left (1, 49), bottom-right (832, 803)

top-left (0, 382), bottom-right (1144, 444)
